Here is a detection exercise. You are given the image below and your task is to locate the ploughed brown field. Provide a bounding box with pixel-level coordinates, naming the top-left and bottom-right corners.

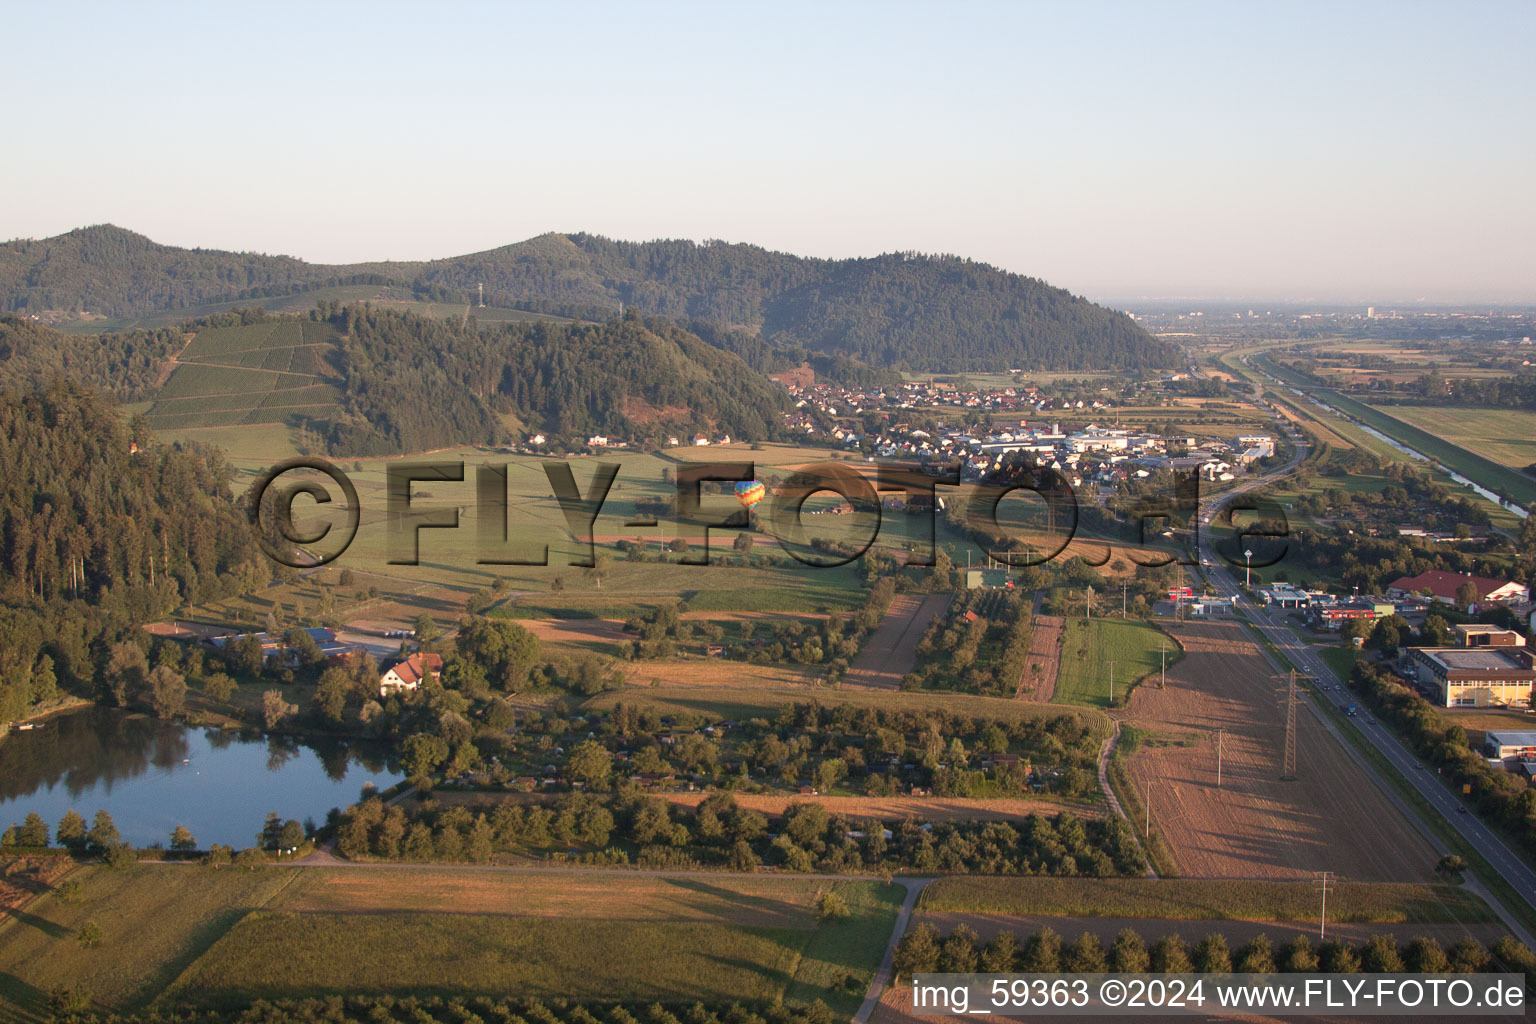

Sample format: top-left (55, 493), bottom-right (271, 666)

top-left (844, 593), bottom-right (952, 690)
top-left (1122, 621), bottom-right (1438, 881)
top-left (1020, 613), bottom-right (1063, 700)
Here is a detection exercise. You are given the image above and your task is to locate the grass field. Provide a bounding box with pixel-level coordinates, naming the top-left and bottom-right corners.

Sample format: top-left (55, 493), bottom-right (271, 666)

top-left (0, 863), bottom-right (296, 1017)
top-left (1052, 618), bottom-right (1172, 710)
top-left (1366, 405), bottom-right (1536, 471)
top-left (918, 876), bottom-right (1494, 923)
top-left (159, 913), bottom-right (807, 1007)
top-left (583, 684), bottom-right (1114, 736)
top-left (0, 865), bottom-right (900, 1021)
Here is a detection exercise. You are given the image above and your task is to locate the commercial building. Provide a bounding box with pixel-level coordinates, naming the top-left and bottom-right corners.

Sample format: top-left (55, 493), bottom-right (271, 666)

top-left (1257, 583), bottom-right (1311, 609)
top-left (1454, 624), bottom-right (1527, 648)
top-left (1310, 599), bottom-right (1394, 630)
top-left (1404, 647), bottom-right (1536, 708)
top-left (1484, 731), bottom-right (1536, 759)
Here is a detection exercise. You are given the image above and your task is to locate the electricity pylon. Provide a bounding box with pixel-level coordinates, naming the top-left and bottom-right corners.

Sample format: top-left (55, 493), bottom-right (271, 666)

top-left (1277, 670), bottom-right (1300, 780)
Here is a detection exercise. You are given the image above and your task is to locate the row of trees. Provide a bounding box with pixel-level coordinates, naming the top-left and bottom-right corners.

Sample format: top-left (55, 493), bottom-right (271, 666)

top-left (45, 993), bottom-right (840, 1024)
top-left (894, 923), bottom-right (1535, 981)
top-left (330, 790), bottom-right (1145, 878)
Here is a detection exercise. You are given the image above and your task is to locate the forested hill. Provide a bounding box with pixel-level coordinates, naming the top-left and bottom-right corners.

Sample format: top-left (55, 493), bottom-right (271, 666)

top-left (0, 226), bottom-right (1177, 371)
top-left (0, 382), bottom-right (265, 724)
top-left (324, 306), bottom-right (792, 454)
top-left (388, 234), bottom-right (1178, 371)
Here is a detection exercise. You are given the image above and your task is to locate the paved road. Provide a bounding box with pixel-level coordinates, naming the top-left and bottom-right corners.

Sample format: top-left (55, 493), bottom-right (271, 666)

top-left (1195, 442), bottom-right (1536, 943)
top-left (853, 877), bottom-right (934, 1024)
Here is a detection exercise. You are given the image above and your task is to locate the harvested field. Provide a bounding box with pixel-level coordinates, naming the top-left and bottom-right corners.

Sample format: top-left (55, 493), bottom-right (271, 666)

top-left (658, 791), bottom-right (1102, 823)
top-left (518, 616), bottom-right (629, 653)
top-left (845, 593), bottom-right (952, 689)
top-left (1020, 613), bottom-right (1063, 700)
top-left (1121, 621), bottom-right (1439, 881)
top-left (273, 870), bottom-right (823, 928)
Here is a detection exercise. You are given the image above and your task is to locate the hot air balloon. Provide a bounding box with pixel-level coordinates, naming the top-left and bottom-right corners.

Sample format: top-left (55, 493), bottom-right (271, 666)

top-left (734, 480), bottom-right (766, 509)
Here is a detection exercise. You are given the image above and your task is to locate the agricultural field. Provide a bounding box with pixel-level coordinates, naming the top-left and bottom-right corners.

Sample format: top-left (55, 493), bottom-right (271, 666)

top-left (146, 319), bottom-right (343, 431)
top-left (844, 594), bottom-right (952, 690)
top-left (0, 864), bottom-right (900, 1020)
top-left (1366, 404), bottom-right (1536, 471)
top-left (1118, 621), bottom-right (1441, 881)
top-left (1052, 618), bottom-right (1172, 710)
top-left (1021, 614), bottom-right (1064, 701)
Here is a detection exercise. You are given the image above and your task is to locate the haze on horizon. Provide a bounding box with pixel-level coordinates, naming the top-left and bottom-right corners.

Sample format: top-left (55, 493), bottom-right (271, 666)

top-left (4, 0), bottom-right (1533, 306)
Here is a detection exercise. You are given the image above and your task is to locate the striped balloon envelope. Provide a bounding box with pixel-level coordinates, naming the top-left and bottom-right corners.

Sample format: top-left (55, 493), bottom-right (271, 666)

top-left (734, 480), bottom-right (766, 509)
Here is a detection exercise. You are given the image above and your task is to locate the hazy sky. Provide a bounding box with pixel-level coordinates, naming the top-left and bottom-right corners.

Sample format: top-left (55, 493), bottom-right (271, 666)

top-left (4, 1), bottom-right (1533, 303)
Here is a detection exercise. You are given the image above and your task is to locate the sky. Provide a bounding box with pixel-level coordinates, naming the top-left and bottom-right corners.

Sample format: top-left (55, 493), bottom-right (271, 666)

top-left (4, 0), bottom-right (1534, 304)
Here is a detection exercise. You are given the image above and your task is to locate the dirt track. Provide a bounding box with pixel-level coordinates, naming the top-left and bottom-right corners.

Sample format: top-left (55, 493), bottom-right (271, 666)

top-left (1019, 613), bottom-right (1063, 700)
top-left (1122, 621), bottom-right (1439, 882)
top-left (844, 594), bottom-right (952, 690)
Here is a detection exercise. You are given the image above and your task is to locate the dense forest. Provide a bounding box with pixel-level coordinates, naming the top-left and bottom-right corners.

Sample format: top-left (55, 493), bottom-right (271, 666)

top-left (322, 306), bottom-right (792, 453)
top-left (0, 226), bottom-right (1179, 372)
top-left (0, 382), bottom-right (266, 725)
top-left (0, 316), bottom-right (183, 399)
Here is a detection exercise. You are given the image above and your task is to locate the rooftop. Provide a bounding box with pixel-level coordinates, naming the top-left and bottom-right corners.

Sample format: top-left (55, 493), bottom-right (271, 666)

top-left (1416, 648), bottom-right (1534, 672)
top-left (1486, 731), bottom-right (1536, 746)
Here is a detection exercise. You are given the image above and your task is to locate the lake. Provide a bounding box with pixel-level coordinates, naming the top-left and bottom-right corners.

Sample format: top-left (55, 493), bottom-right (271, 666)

top-left (0, 707), bottom-right (402, 849)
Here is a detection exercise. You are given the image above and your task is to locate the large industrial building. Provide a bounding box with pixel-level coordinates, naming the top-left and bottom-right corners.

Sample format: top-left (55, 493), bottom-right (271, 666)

top-left (1404, 647), bottom-right (1536, 708)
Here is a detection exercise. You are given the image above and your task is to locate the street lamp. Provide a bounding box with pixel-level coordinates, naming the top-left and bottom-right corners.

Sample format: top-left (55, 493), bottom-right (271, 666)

top-left (1244, 548), bottom-right (1253, 589)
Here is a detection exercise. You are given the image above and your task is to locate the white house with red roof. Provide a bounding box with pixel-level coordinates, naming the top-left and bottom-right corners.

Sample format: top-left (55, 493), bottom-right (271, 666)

top-left (379, 652), bottom-right (443, 696)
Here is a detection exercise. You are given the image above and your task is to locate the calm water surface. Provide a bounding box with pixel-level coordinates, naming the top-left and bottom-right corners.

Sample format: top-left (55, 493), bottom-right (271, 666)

top-left (0, 707), bottom-right (401, 848)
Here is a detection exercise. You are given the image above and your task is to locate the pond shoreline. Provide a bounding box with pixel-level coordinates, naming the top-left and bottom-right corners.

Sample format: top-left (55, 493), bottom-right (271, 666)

top-left (0, 694), bottom-right (94, 747)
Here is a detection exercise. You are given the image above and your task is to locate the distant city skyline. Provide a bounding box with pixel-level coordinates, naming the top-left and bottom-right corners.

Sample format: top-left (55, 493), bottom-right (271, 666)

top-left (4, 1), bottom-right (1533, 304)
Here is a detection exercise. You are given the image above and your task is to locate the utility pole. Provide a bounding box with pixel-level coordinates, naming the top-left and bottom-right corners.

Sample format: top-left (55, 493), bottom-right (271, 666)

top-left (1122, 581), bottom-right (1128, 618)
top-left (1086, 585), bottom-right (1093, 621)
top-left (1315, 871), bottom-right (1333, 941)
top-left (1144, 776), bottom-right (1152, 842)
top-left (1216, 729), bottom-right (1224, 788)
top-left (1160, 640), bottom-right (1168, 688)
top-left (1109, 659), bottom-right (1116, 705)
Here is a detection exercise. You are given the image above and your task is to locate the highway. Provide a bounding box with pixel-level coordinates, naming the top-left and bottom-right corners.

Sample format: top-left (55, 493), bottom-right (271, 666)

top-left (1194, 436), bottom-right (1536, 933)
